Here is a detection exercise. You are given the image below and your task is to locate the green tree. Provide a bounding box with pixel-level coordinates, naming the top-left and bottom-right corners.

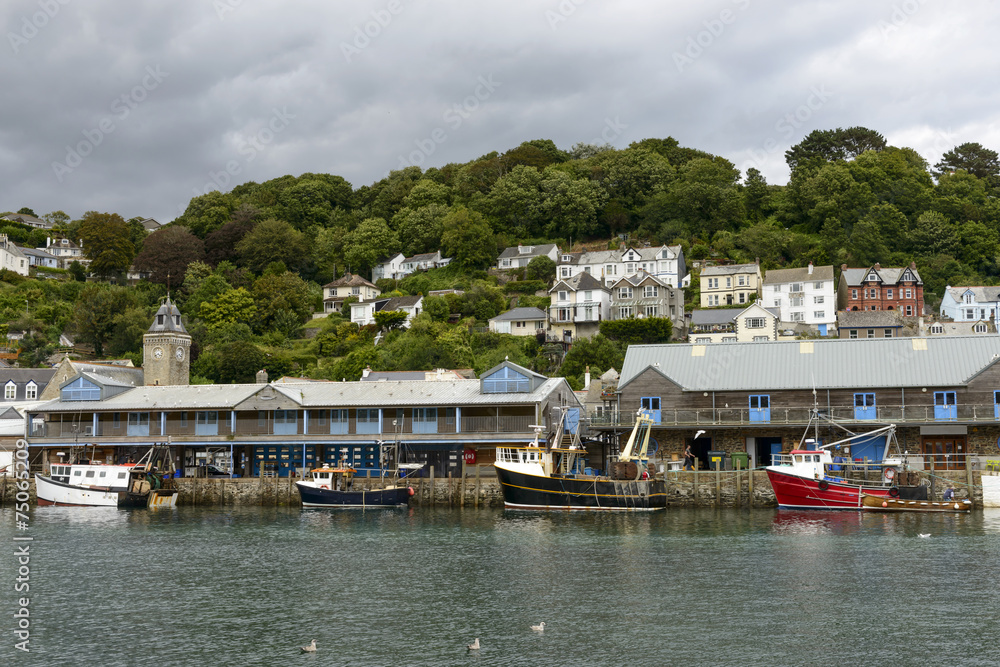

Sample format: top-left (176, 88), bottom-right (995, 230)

top-left (525, 255), bottom-right (556, 283)
top-left (216, 341), bottom-right (267, 383)
top-left (72, 284), bottom-right (138, 357)
top-left (422, 294), bottom-right (450, 322)
top-left (599, 318), bottom-right (673, 345)
top-left (482, 165), bottom-right (544, 234)
top-left (133, 226), bottom-right (206, 286)
top-left (77, 211), bottom-right (136, 280)
top-left (933, 142), bottom-right (1000, 180)
top-left (175, 190), bottom-right (237, 238)
top-left (538, 167), bottom-right (608, 239)
top-left (392, 204), bottom-right (448, 256)
top-left (200, 287), bottom-right (257, 330)
top-left (785, 127), bottom-right (887, 171)
top-left (235, 218), bottom-right (310, 273)
top-left (587, 148), bottom-right (674, 210)
top-left (342, 217), bottom-right (399, 276)
top-left (251, 271), bottom-right (315, 332)
top-left (558, 334), bottom-right (624, 383)
top-left (441, 208), bottom-right (496, 270)
top-left (373, 310), bottom-right (409, 331)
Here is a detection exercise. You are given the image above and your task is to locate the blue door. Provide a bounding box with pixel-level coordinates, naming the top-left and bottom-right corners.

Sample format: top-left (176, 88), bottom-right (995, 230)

top-left (994, 391), bottom-right (999, 420)
top-left (564, 408), bottom-right (580, 434)
top-left (934, 391), bottom-right (957, 421)
top-left (640, 397), bottom-right (661, 424)
top-left (850, 435), bottom-right (886, 463)
top-left (769, 441), bottom-right (783, 462)
top-left (854, 393), bottom-right (876, 420)
top-left (749, 395), bottom-right (770, 423)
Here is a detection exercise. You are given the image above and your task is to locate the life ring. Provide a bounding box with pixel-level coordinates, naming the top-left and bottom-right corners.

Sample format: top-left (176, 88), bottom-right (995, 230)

top-left (319, 485), bottom-right (329, 490)
top-left (818, 480), bottom-right (829, 491)
top-left (888, 488), bottom-right (899, 497)
top-left (883, 467), bottom-right (896, 482)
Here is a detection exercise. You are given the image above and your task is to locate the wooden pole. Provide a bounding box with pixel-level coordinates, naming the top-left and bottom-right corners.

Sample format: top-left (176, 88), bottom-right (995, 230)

top-left (429, 467), bottom-right (435, 506)
top-left (967, 462), bottom-right (974, 507)
top-left (715, 469), bottom-right (721, 507)
top-left (748, 470), bottom-right (754, 507)
top-left (475, 464), bottom-right (481, 509)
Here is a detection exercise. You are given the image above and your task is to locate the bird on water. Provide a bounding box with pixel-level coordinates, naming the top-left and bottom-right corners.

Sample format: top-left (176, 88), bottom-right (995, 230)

top-left (468, 638), bottom-right (480, 651)
top-left (919, 533), bottom-right (931, 538)
top-left (531, 622), bottom-right (545, 632)
top-left (300, 639), bottom-right (317, 653)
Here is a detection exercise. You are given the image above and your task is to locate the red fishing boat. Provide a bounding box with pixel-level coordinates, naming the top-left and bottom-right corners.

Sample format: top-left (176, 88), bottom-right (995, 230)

top-left (766, 423), bottom-right (903, 510)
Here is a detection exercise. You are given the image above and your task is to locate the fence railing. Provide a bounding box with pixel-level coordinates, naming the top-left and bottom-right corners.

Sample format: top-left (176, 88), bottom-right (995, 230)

top-left (587, 404), bottom-right (1000, 428)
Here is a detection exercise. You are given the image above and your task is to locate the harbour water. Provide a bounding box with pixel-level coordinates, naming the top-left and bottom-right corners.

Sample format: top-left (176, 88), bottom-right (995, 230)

top-left (4, 506), bottom-right (1000, 666)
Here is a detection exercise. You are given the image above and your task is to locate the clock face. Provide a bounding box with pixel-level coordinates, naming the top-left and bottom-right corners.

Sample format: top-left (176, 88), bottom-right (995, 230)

top-left (175, 347), bottom-right (185, 361)
top-left (153, 347), bottom-right (163, 359)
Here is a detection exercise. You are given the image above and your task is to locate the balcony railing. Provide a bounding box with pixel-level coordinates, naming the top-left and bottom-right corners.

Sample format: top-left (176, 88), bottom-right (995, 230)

top-left (587, 404), bottom-right (1000, 428)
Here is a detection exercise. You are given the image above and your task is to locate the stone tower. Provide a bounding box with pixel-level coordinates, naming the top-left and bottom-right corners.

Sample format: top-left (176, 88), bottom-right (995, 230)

top-left (143, 297), bottom-right (191, 386)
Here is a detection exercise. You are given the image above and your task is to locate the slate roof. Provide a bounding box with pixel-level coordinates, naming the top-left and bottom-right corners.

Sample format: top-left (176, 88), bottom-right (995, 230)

top-left (841, 266), bottom-right (922, 286)
top-left (944, 286), bottom-right (1000, 302)
top-left (497, 244), bottom-right (558, 259)
top-left (700, 262), bottom-right (760, 277)
top-left (619, 336), bottom-right (1000, 392)
top-left (490, 307), bottom-right (548, 322)
top-left (379, 295), bottom-right (422, 311)
top-left (763, 265), bottom-right (835, 284)
top-left (148, 298), bottom-right (187, 334)
top-left (550, 271), bottom-right (606, 293)
top-left (322, 273), bottom-right (378, 289)
top-left (837, 310), bottom-right (904, 328)
top-left (690, 309), bottom-right (740, 326)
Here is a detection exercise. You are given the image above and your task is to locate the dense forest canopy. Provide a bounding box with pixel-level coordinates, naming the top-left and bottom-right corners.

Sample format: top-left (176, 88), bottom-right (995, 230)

top-left (3, 128), bottom-right (999, 387)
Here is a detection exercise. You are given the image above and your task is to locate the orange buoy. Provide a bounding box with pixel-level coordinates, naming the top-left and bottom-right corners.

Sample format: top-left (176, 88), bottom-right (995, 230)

top-left (407, 486), bottom-right (415, 496)
top-left (882, 501), bottom-right (888, 508)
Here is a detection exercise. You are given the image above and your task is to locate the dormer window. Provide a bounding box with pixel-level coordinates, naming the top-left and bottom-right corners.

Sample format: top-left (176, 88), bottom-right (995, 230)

top-left (25, 381), bottom-right (37, 400)
top-left (964, 292), bottom-right (974, 304)
top-left (975, 322), bottom-right (988, 333)
top-left (4, 381), bottom-right (15, 400)
top-left (157, 314), bottom-right (164, 325)
top-left (931, 323), bottom-right (944, 334)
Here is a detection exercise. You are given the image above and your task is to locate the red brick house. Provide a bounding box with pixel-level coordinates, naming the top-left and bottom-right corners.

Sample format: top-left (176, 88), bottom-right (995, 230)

top-left (837, 262), bottom-right (923, 316)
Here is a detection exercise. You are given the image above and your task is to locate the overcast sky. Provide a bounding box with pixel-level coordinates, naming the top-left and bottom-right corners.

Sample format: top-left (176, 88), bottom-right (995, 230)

top-left (2, 0), bottom-right (998, 224)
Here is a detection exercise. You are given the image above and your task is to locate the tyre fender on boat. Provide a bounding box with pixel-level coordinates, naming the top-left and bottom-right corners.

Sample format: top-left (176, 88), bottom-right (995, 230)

top-left (818, 480), bottom-right (829, 491)
top-left (888, 487), bottom-right (899, 497)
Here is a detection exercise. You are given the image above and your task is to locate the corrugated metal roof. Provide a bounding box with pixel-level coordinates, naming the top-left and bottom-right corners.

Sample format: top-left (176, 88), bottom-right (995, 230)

top-left (619, 336), bottom-right (1000, 392)
top-left (31, 377), bottom-right (575, 413)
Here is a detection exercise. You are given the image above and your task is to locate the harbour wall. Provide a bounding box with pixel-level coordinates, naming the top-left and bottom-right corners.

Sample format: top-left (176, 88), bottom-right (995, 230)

top-left (0, 468), bottom-right (986, 508)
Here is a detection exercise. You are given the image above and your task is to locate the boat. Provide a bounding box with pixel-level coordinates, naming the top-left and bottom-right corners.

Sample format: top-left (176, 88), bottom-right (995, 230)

top-left (35, 444), bottom-right (178, 508)
top-left (494, 408), bottom-right (666, 511)
top-left (861, 493), bottom-right (972, 513)
top-left (295, 441), bottom-right (420, 508)
top-left (766, 421), bottom-right (914, 510)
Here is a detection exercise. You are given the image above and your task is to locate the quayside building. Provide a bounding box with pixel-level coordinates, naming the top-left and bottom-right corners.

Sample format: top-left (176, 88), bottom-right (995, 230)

top-left (24, 299), bottom-right (582, 478)
top-left (600, 336), bottom-right (1000, 472)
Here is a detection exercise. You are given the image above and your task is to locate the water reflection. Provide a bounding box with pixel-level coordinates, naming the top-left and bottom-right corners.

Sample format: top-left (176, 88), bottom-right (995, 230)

top-left (770, 509), bottom-right (863, 535)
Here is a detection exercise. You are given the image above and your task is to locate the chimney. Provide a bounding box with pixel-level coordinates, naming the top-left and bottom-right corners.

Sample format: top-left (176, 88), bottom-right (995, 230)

top-left (361, 365), bottom-right (372, 379)
top-left (841, 264), bottom-right (847, 272)
top-left (584, 366), bottom-right (591, 391)
top-left (909, 261), bottom-right (916, 270)
top-left (807, 262), bottom-right (814, 275)
top-left (256, 369), bottom-right (268, 384)
top-left (874, 263), bottom-right (881, 271)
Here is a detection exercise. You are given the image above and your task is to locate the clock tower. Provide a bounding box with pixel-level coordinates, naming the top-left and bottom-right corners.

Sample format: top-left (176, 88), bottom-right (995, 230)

top-left (143, 297), bottom-right (191, 386)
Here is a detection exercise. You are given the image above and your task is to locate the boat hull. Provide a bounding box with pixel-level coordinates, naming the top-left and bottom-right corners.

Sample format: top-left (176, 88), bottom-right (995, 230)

top-left (766, 468), bottom-right (892, 509)
top-left (295, 482), bottom-right (412, 508)
top-left (861, 494), bottom-right (972, 512)
top-left (35, 474), bottom-right (121, 507)
top-left (495, 465), bottom-right (666, 511)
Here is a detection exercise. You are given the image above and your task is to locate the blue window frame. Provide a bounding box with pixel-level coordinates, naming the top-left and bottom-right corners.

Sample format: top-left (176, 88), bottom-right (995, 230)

top-left (413, 408), bottom-right (438, 434)
top-left (127, 412), bottom-right (150, 436)
top-left (995, 391), bottom-right (1000, 420)
top-left (483, 367), bottom-right (530, 393)
top-left (749, 395), bottom-right (770, 423)
top-left (854, 393), bottom-right (876, 420)
top-left (61, 377), bottom-right (100, 401)
top-left (640, 397), bottom-right (661, 424)
top-left (934, 391), bottom-right (957, 421)
top-left (274, 409), bottom-right (297, 435)
top-left (196, 411), bottom-right (218, 436)
top-left (356, 408), bottom-right (379, 434)
top-left (330, 409), bottom-right (348, 435)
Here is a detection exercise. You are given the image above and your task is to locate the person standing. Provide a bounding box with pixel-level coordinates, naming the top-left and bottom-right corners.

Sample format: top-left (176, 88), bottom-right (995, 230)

top-left (943, 486), bottom-right (955, 500)
top-left (684, 443), bottom-right (694, 471)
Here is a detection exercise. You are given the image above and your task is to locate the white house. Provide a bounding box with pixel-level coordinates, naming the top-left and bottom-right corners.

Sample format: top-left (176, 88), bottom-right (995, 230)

top-left (372, 253), bottom-right (406, 282)
top-left (940, 285), bottom-right (1000, 325)
top-left (761, 263), bottom-right (837, 335)
top-left (351, 295), bottom-right (423, 328)
top-left (21, 247), bottom-right (58, 269)
top-left (0, 236), bottom-right (29, 276)
top-left (688, 302), bottom-right (781, 344)
top-left (401, 251), bottom-right (451, 274)
top-left (496, 244), bottom-right (560, 270)
top-left (489, 307), bottom-right (548, 336)
top-left (39, 237), bottom-right (86, 269)
top-left (322, 273), bottom-right (381, 314)
top-left (547, 271), bottom-right (610, 343)
top-left (608, 272), bottom-right (685, 333)
top-left (556, 245), bottom-right (685, 288)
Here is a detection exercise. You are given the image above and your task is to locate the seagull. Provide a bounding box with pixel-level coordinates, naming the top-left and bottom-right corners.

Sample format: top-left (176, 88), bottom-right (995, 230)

top-left (531, 622), bottom-right (545, 632)
top-left (918, 533), bottom-right (931, 538)
top-left (300, 639), bottom-right (317, 653)
top-left (467, 638), bottom-right (480, 651)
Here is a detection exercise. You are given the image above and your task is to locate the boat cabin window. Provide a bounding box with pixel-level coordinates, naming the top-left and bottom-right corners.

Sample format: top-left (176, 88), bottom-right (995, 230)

top-left (118, 472), bottom-right (127, 479)
top-left (73, 470), bottom-right (82, 477)
top-left (85, 470), bottom-right (95, 478)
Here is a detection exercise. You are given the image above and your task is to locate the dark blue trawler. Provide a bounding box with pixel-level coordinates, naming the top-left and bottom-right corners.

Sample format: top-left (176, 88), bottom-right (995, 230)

top-left (295, 443), bottom-right (421, 508)
top-left (494, 409), bottom-right (666, 511)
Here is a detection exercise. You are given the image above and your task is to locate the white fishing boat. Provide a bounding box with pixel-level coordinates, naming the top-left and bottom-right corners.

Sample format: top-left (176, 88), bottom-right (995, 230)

top-left (34, 444), bottom-right (178, 508)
